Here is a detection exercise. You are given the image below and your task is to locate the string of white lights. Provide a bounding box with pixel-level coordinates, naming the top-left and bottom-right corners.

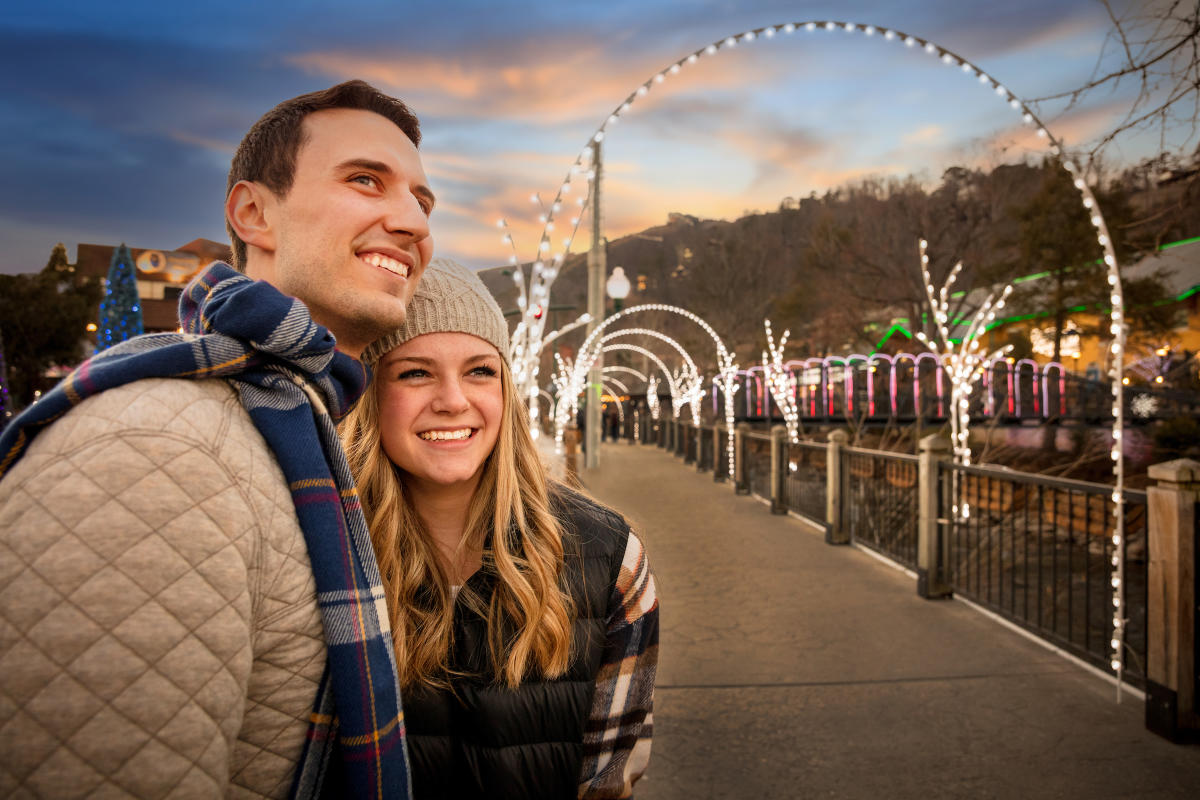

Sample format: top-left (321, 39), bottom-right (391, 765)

top-left (553, 342), bottom-right (681, 451)
top-left (507, 18), bottom-right (1127, 689)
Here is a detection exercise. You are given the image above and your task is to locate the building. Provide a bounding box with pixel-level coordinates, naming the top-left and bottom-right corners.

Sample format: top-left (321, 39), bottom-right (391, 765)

top-left (74, 239), bottom-right (231, 334)
top-left (871, 236), bottom-right (1200, 375)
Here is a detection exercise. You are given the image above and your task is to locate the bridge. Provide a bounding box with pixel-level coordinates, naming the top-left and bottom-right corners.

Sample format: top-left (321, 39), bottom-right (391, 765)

top-left (575, 438), bottom-right (1200, 798)
top-left (719, 360), bottom-right (1200, 425)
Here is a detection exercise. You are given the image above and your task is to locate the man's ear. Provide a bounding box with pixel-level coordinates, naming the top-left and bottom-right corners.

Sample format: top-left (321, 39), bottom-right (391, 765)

top-left (226, 180), bottom-right (277, 255)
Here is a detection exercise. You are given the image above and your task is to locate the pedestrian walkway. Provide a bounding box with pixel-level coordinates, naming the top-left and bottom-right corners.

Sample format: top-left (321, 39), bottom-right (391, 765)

top-left (580, 442), bottom-right (1200, 800)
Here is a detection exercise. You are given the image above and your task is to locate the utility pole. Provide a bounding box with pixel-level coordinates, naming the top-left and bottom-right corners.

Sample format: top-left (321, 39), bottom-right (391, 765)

top-left (585, 140), bottom-right (605, 469)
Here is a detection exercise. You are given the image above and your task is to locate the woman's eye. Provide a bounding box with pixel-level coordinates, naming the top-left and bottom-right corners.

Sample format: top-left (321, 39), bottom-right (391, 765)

top-left (469, 366), bottom-right (498, 378)
top-left (396, 368), bottom-right (429, 380)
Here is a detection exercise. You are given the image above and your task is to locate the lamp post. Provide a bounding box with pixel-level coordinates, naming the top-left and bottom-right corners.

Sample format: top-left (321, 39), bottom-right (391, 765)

top-left (584, 141), bottom-right (605, 469)
top-left (605, 266), bottom-right (632, 444)
top-left (606, 266), bottom-right (631, 314)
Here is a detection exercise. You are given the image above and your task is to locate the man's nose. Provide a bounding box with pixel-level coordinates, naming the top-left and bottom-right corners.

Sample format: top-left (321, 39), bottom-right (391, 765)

top-left (384, 191), bottom-right (430, 243)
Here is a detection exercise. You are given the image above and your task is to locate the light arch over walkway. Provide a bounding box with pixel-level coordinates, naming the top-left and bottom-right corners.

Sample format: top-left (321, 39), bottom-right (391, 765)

top-left (505, 20), bottom-right (1131, 686)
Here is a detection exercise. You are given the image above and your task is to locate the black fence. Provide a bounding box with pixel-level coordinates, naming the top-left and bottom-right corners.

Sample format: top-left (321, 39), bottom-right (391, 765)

top-left (844, 447), bottom-right (921, 570)
top-left (741, 432), bottom-right (772, 499)
top-left (781, 440), bottom-right (827, 529)
top-left (698, 427), bottom-right (715, 471)
top-left (626, 420), bottom-right (1157, 693)
top-left (942, 463), bottom-right (1149, 689)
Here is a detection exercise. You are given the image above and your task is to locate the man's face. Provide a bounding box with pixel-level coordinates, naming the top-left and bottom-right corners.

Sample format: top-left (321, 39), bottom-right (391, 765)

top-left (259, 108), bottom-right (435, 356)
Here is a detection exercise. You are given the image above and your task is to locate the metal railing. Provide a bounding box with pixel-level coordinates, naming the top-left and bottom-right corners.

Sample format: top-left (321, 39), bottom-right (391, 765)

top-left (844, 447), bottom-right (921, 569)
top-left (698, 426), bottom-right (715, 471)
top-left (742, 432), bottom-right (772, 499)
top-left (714, 429), bottom-right (730, 482)
top-left (941, 463), bottom-right (1149, 688)
top-left (781, 440), bottom-right (827, 528)
top-left (627, 423), bottom-right (1167, 697)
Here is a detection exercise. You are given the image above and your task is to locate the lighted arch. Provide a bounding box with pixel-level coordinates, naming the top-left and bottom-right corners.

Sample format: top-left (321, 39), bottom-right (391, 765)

top-left (504, 20), bottom-right (1129, 683)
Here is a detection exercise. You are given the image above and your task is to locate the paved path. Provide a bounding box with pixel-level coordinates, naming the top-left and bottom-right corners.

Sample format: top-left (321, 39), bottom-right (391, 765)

top-left (579, 442), bottom-right (1200, 800)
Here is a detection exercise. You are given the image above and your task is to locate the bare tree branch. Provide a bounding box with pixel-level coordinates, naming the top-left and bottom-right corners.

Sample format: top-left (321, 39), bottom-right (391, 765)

top-left (1030, 0), bottom-right (1200, 160)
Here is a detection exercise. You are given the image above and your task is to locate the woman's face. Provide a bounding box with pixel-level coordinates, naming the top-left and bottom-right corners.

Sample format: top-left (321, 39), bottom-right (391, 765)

top-left (376, 332), bottom-right (504, 494)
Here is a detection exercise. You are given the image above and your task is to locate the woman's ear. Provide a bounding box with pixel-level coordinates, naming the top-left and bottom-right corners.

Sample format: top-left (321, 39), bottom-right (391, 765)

top-left (225, 180), bottom-right (277, 257)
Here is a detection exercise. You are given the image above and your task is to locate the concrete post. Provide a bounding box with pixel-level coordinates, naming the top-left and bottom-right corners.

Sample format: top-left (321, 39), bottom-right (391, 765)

top-left (826, 430), bottom-right (849, 544)
top-left (1146, 458), bottom-right (1200, 742)
top-left (734, 422), bottom-right (751, 495)
top-left (770, 424), bottom-right (788, 514)
top-left (917, 435), bottom-right (953, 598)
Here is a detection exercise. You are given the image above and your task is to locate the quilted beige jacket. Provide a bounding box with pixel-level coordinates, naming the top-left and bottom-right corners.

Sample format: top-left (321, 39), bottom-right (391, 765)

top-left (1, 377), bottom-right (327, 798)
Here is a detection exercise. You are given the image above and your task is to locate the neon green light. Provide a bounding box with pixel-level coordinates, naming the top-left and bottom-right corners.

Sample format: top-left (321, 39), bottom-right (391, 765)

top-left (1160, 235), bottom-right (1200, 251)
top-left (869, 235), bottom-right (1199, 354)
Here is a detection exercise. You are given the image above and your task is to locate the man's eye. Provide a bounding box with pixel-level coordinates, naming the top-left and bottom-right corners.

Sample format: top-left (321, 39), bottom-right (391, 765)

top-left (351, 174), bottom-right (379, 189)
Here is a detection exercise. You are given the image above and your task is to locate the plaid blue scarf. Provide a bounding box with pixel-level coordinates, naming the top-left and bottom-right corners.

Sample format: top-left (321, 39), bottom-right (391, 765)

top-left (0, 263), bottom-right (410, 800)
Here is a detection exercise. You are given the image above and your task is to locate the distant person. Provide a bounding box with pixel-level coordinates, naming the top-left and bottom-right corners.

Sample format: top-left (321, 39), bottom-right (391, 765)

top-left (341, 259), bottom-right (659, 799)
top-left (0, 80), bottom-right (433, 797)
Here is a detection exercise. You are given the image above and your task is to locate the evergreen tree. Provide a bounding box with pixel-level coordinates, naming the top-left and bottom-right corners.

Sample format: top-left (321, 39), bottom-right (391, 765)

top-left (0, 245), bottom-right (99, 407)
top-left (97, 243), bottom-right (143, 350)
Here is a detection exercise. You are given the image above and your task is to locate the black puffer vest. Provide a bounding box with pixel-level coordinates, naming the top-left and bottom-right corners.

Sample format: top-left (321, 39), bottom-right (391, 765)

top-left (403, 489), bottom-right (630, 799)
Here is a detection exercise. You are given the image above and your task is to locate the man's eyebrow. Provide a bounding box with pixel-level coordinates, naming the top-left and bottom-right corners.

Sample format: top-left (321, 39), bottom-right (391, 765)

top-left (337, 158), bottom-right (436, 209)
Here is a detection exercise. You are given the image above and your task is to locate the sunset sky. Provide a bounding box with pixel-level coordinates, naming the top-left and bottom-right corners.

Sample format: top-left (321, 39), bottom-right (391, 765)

top-left (0, 0), bottom-right (1172, 275)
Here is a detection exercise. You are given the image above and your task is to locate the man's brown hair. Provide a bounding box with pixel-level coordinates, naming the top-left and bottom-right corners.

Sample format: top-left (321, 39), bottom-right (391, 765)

top-left (225, 80), bottom-right (422, 270)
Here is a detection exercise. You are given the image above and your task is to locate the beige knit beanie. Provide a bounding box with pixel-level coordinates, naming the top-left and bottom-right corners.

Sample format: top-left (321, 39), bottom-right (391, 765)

top-left (361, 257), bottom-right (510, 366)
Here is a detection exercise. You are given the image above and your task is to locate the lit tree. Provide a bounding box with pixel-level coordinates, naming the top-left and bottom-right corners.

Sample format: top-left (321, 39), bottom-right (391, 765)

top-left (762, 320), bottom-right (800, 443)
top-left (97, 244), bottom-right (143, 350)
top-left (912, 239), bottom-right (1014, 478)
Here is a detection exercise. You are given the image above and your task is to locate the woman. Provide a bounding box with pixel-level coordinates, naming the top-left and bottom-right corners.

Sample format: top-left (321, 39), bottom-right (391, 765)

top-left (341, 258), bottom-right (658, 799)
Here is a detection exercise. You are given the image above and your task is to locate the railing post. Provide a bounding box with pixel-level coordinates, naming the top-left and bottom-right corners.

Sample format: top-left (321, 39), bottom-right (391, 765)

top-left (770, 424), bottom-right (788, 514)
top-left (734, 422), bottom-right (750, 495)
top-left (826, 430), bottom-right (848, 544)
top-left (917, 434), bottom-right (953, 598)
top-left (1146, 458), bottom-right (1200, 742)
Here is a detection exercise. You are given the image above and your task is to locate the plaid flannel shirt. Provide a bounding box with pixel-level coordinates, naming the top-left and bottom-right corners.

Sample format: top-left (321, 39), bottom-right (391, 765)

top-left (579, 530), bottom-right (659, 799)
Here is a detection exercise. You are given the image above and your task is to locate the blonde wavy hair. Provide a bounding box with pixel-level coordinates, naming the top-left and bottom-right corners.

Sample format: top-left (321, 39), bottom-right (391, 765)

top-left (340, 358), bottom-right (575, 689)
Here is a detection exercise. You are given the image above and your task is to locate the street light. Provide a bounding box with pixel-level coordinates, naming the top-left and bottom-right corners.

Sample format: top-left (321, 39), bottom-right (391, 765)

top-left (606, 266), bottom-right (631, 315)
top-left (604, 267), bottom-right (633, 444)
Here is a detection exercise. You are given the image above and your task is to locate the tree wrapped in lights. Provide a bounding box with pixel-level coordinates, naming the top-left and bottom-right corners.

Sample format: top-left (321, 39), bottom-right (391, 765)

top-left (762, 320), bottom-right (800, 443)
top-left (645, 374), bottom-right (661, 421)
top-left (912, 238), bottom-right (1013, 474)
top-left (97, 244), bottom-right (143, 351)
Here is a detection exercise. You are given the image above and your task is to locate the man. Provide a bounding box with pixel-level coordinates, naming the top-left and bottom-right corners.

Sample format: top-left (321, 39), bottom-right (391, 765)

top-left (0, 81), bottom-right (433, 798)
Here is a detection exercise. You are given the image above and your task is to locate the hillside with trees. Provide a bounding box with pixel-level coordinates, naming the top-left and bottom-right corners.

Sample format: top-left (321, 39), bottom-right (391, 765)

top-left (484, 152), bottom-right (1199, 374)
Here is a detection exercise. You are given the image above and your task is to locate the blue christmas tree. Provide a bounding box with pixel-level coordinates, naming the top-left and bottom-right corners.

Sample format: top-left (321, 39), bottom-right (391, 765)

top-left (97, 243), bottom-right (143, 350)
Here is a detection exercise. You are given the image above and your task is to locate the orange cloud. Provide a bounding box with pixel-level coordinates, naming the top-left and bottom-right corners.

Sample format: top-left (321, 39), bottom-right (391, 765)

top-left (286, 40), bottom-right (788, 124)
